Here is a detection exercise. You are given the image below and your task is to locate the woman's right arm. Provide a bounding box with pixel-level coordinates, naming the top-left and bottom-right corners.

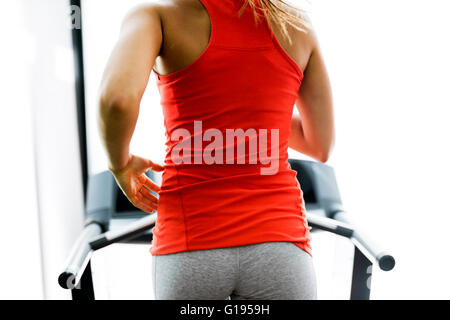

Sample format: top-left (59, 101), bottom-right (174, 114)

top-left (288, 29), bottom-right (335, 163)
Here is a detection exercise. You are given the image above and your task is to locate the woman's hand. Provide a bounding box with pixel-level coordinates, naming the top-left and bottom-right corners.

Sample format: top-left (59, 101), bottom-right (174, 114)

top-left (109, 154), bottom-right (164, 214)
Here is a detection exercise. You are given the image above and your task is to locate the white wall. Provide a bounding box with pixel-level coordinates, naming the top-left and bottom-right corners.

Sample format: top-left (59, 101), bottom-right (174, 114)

top-left (23, 0), bottom-right (85, 299)
top-left (308, 0), bottom-right (450, 299)
top-left (0, 1), bottom-right (43, 300)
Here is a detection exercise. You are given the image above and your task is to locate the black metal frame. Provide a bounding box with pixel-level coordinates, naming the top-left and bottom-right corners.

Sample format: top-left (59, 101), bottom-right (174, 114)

top-left (71, 261), bottom-right (95, 300)
top-left (70, 0), bottom-right (88, 204)
top-left (350, 246), bottom-right (372, 300)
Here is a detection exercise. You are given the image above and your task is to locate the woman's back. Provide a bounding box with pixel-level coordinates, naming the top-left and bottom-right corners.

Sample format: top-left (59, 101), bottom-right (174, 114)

top-left (153, 0), bottom-right (313, 77)
top-left (149, 0), bottom-right (313, 255)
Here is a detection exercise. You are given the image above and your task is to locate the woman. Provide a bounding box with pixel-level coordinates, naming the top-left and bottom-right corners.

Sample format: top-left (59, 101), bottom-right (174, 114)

top-left (98, 0), bottom-right (334, 300)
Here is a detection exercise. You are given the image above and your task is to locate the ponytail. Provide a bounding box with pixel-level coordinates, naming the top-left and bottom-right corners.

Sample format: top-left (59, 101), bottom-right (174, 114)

top-left (238, 0), bottom-right (310, 44)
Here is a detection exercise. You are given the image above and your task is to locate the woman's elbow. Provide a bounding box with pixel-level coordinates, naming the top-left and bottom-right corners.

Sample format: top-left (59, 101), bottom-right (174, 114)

top-left (315, 136), bottom-right (335, 163)
top-left (316, 150), bottom-right (330, 163)
top-left (98, 89), bottom-right (140, 115)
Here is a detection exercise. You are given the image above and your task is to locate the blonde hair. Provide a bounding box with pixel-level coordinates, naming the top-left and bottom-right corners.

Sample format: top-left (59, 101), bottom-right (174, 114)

top-left (238, 0), bottom-right (310, 44)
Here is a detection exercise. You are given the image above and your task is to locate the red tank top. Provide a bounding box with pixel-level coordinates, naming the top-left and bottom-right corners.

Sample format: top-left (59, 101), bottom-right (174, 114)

top-left (150, 0), bottom-right (312, 256)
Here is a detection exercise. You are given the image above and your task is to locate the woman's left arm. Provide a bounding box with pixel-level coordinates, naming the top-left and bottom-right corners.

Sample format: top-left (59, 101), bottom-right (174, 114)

top-left (97, 4), bottom-right (164, 213)
top-left (98, 4), bottom-right (162, 172)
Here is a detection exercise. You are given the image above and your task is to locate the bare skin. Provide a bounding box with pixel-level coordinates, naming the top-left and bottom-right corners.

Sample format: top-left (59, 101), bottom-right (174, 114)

top-left (98, 0), bottom-right (334, 213)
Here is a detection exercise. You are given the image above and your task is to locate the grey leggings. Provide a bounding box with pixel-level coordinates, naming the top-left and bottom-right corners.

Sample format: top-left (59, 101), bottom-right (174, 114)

top-left (151, 241), bottom-right (317, 300)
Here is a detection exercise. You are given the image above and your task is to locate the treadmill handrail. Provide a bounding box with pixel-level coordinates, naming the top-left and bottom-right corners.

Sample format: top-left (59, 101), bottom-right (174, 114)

top-left (58, 215), bottom-right (156, 289)
top-left (90, 210), bottom-right (395, 271)
top-left (90, 214), bottom-right (156, 250)
top-left (333, 211), bottom-right (395, 271)
top-left (306, 211), bottom-right (354, 238)
top-left (58, 223), bottom-right (102, 289)
top-left (58, 209), bottom-right (395, 290)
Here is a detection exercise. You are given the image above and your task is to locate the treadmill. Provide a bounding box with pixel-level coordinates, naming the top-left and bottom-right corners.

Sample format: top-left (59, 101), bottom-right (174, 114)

top-left (58, 159), bottom-right (395, 300)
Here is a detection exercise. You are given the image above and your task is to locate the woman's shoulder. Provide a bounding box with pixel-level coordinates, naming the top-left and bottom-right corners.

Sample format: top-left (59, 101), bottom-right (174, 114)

top-left (270, 5), bottom-right (317, 73)
top-left (124, 0), bottom-right (203, 18)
